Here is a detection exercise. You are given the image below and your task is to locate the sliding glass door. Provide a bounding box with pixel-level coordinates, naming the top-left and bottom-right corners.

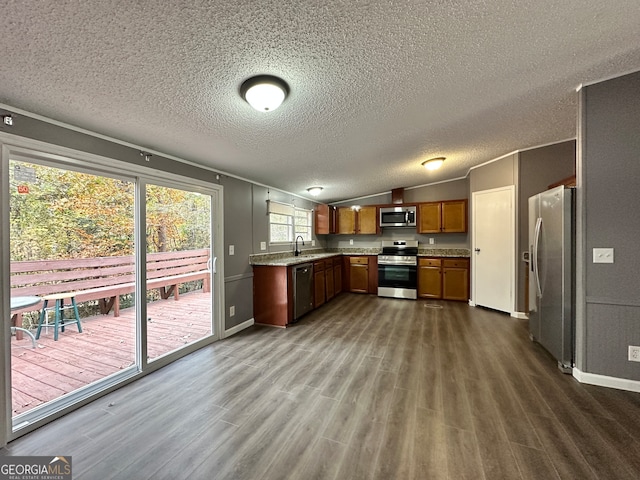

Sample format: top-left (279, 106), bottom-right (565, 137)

top-left (8, 157), bottom-right (138, 426)
top-left (2, 141), bottom-right (222, 443)
top-left (145, 183), bottom-right (213, 362)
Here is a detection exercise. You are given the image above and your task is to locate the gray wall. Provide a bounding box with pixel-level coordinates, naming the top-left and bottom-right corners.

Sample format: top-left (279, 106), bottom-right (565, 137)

top-left (517, 141), bottom-right (576, 312)
top-left (579, 71), bottom-right (640, 380)
top-left (469, 154), bottom-right (518, 193)
top-left (328, 178), bottom-right (470, 249)
top-left (221, 176), bottom-right (254, 329)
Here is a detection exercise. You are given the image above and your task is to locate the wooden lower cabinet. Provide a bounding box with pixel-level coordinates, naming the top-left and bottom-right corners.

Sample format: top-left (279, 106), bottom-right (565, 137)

top-left (334, 257), bottom-right (342, 294)
top-left (418, 258), bottom-right (442, 298)
top-left (349, 257), bottom-right (369, 293)
top-left (417, 257), bottom-right (469, 301)
top-left (345, 256), bottom-right (377, 293)
top-left (253, 255), bottom-right (371, 327)
top-left (314, 260), bottom-right (326, 308)
top-left (442, 258), bottom-right (470, 301)
top-left (253, 265), bottom-right (292, 327)
top-left (325, 260), bottom-right (335, 301)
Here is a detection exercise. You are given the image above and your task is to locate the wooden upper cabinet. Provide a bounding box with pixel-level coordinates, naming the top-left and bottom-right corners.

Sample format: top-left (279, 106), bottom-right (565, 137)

top-left (314, 204), bottom-right (336, 235)
top-left (337, 207), bottom-right (356, 234)
top-left (357, 206), bottom-right (378, 234)
top-left (337, 206), bottom-right (378, 235)
top-left (418, 200), bottom-right (467, 233)
top-left (441, 200), bottom-right (467, 233)
top-left (418, 203), bottom-right (442, 233)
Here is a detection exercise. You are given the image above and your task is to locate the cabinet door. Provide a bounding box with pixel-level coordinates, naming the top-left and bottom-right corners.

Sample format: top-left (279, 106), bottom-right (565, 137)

top-left (337, 207), bottom-right (356, 234)
top-left (349, 260), bottom-right (369, 293)
top-left (418, 203), bottom-right (442, 233)
top-left (442, 200), bottom-right (467, 233)
top-left (314, 204), bottom-right (330, 235)
top-left (314, 269), bottom-right (326, 307)
top-left (418, 258), bottom-right (442, 298)
top-left (325, 262), bottom-right (335, 300)
top-left (442, 258), bottom-right (469, 301)
top-left (334, 259), bottom-right (342, 294)
top-left (357, 206), bottom-right (378, 234)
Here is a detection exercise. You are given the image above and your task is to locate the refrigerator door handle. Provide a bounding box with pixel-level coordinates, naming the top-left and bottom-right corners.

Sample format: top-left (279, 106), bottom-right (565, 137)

top-left (533, 217), bottom-right (543, 297)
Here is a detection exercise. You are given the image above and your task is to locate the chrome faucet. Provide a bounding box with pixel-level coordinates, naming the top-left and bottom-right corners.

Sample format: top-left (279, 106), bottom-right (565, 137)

top-left (294, 235), bottom-right (305, 256)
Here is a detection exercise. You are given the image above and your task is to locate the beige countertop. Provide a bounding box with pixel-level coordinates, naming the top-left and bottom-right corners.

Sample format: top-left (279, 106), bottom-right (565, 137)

top-left (250, 248), bottom-right (470, 266)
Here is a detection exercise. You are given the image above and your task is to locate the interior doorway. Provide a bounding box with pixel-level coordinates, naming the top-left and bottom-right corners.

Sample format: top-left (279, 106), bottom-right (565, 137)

top-left (471, 186), bottom-right (515, 314)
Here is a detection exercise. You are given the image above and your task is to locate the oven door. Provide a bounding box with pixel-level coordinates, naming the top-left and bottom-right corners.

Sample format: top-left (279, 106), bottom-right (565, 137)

top-left (378, 263), bottom-right (417, 290)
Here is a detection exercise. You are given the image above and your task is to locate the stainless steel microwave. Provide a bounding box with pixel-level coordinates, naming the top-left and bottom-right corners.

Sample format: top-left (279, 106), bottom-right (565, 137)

top-left (379, 206), bottom-right (417, 227)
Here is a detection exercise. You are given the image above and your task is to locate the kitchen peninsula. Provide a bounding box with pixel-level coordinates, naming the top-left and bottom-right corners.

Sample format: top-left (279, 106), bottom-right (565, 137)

top-left (251, 247), bottom-right (470, 327)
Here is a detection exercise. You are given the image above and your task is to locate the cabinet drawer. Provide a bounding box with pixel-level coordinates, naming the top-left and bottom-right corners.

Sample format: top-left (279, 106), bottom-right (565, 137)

top-left (325, 259), bottom-right (334, 268)
top-left (333, 257), bottom-right (342, 267)
top-left (313, 260), bottom-right (325, 271)
top-left (350, 256), bottom-right (369, 265)
top-left (443, 258), bottom-right (469, 268)
top-left (419, 258), bottom-right (441, 267)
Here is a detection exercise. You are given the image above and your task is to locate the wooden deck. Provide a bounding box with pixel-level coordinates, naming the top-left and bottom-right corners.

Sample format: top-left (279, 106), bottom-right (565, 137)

top-left (10, 290), bottom-right (211, 416)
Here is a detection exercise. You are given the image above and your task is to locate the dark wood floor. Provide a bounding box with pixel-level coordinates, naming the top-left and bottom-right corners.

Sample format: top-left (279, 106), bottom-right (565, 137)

top-left (3, 293), bottom-right (640, 479)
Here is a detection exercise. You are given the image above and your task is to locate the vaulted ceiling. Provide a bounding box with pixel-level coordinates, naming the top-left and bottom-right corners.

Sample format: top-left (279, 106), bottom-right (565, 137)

top-left (1, 1), bottom-right (640, 202)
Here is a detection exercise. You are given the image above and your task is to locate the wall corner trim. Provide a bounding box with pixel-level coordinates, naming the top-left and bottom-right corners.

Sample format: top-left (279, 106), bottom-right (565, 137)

top-left (511, 311), bottom-right (528, 319)
top-left (573, 368), bottom-right (640, 393)
top-left (224, 318), bottom-right (255, 338)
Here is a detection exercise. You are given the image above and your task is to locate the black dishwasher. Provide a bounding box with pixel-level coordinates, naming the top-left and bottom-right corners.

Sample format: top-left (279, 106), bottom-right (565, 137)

top-left (293, 263), bottom-right (314, 321)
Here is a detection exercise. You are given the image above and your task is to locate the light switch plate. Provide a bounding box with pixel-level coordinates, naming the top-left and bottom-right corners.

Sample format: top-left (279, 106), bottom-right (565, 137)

top-left (229, 245), bottom-right (235, 256)
top-left (349, 239), bottom-right (354, 245)
top-left (593, 248), bottom-right (614, 263)
top-left (260, 241), bottom-right (266, 251)
top-left (312, 240), bottom-right (315, 246)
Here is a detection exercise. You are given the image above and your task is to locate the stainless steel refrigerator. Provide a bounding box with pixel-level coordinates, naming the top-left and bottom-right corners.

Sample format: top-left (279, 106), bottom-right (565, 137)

top-left (528, 185), bottom-right (574, 373)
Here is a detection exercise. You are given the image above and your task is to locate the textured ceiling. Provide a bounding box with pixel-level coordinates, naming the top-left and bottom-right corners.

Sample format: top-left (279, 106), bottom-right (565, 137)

top-left (1, 1), bottom-right (640, 203)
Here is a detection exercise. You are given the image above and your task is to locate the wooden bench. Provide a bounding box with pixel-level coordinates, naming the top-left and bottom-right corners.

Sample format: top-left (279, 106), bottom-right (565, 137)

top-left (10, 248), bottom-right (211, 337)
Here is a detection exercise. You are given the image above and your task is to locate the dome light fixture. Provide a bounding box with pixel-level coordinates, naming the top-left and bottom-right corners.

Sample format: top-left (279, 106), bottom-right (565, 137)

top-left (422, 157), bottom-right (445, 171)
top-left (307, 186), bottom-right (323, 196)
top-left (240, 75), bottom-right (289, 112)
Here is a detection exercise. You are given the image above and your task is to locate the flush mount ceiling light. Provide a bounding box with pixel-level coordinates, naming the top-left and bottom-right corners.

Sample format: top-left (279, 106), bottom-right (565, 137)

top-left (240, 75), bottom-right (289, 112)
top-left (422, 157), bottom-right (445, 171)
top-left (307, 186), bottom-right (323, 196)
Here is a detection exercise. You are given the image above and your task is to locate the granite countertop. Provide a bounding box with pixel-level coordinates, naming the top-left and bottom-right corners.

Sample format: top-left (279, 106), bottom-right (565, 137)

top-left (250, 248), bottom-right (470, 266)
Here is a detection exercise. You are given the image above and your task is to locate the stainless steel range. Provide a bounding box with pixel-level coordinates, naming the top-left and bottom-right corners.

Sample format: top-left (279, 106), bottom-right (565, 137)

top-left (378, 240), bottom-right (418, 299)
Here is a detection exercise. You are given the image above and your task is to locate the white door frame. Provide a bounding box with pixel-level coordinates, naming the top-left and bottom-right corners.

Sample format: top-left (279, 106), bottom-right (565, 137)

top-left (0, 132), bottom-right (224, 445)
top-left (470, 185), bottom-right (516, 315)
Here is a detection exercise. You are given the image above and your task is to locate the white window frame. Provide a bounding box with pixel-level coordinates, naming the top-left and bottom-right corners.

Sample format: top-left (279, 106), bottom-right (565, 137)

top-left (294, 207), bottom-right (313, 242)
top-left (268, 201), bottom-right (313, 244)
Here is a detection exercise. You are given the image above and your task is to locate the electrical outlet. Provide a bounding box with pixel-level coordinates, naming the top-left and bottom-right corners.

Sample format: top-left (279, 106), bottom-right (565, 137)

top-left (593, 248), bottom-right (614, 263)
top-left (429, 237), bottom-right (435, 245)
top-left (629, 345), bottom-right (640, 362)
top-left (229, 305), bottom-right (235, 317)
top-left (229, 245), bottom-right (235, 255)
top-left (260, 241), bottom-right (266, 251)
top-left (349, 239), bottom-right (354, 245)
top-left (312, 240), bottom-right (315, 246)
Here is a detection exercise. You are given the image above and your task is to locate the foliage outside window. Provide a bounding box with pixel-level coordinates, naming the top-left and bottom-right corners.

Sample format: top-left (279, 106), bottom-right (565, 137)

top-left (268, 202), bottom-right (312, 244)
top-left (294, 208), bottom-right (312, 242)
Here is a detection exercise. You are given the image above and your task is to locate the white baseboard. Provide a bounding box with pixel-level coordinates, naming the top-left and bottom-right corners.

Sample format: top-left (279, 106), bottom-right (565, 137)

top-left (511, 311), bottom-right (528, 319)
top-left (468, 300), bottom-right (476, 307)
top-left (573, 368), bottom-right (640, 393)
top-left (224, 318), bottom-right (254, 338)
